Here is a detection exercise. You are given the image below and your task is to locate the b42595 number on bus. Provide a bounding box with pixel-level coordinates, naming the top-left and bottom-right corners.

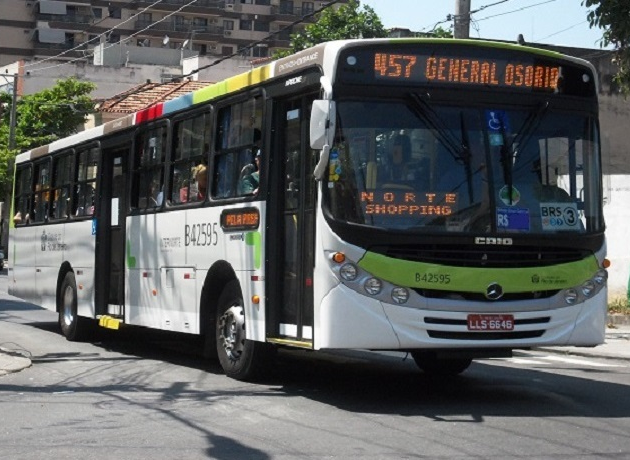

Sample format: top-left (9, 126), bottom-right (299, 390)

top-left (415, 273), bottom-right (451, 284)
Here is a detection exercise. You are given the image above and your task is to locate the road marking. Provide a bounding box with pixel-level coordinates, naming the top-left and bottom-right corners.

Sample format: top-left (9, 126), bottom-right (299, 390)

top-left (508, 358), bottom-right (548, 365)
top-left (485, 354), bottom-right (624, 368)
top-left (537, 355), bottom-right (623, 367)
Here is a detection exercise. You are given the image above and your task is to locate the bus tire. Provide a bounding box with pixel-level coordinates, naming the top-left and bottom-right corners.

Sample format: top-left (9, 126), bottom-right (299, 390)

top-left (411, 351), bottom-right (472, 376)
top-left (59, 272), bottom-right (93, 342)
top-left (215, 280), bottom-right (273, 381)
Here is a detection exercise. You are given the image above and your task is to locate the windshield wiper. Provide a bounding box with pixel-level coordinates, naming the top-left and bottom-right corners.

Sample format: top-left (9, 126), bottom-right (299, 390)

top-left (409, 92), bottom-right (468, 165)
top-left (511, 101), bottom-right (550, 152)
top-left (500, 101), bottom-right (550, 204)
top-left (499, 118), bottom-right (514, 204)
top-left (460, 112), bottom-right (474, 205)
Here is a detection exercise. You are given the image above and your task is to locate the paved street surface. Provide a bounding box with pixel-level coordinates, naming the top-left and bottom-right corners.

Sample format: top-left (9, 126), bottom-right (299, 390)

top-left (2, 271), bottom-right (630, 460)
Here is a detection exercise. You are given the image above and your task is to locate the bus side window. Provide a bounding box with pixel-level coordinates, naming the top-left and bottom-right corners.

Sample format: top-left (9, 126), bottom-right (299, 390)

top-left (13, 166), bottom-right (32, 225)
top-left (32, 160), bottom-right (51, 223)
top-left (211, 97), bottom-right (262, 200)
top-left (169, 113), bottom-right (209, 205)
top-left (74, 147), bottom-right (98, 217)
top-left (51, 152), bottom-right (73, 219)
top-left (132, 125), bottom-right (166, 210)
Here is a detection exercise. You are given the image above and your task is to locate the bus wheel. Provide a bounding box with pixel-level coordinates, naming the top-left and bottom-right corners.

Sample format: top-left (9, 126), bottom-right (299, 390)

top-left (59, 272), bottom-right (93, 342)
top-left (216, 280), bottom-right (272, 381)
top-left (411, 351), bottom-right (472, 376)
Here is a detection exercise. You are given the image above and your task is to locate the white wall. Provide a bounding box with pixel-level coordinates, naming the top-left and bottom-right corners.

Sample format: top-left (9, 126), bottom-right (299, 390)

top-left (2, 53), bottom-right (258, 99)
top-left (603, 175), bottom-right (630, 300)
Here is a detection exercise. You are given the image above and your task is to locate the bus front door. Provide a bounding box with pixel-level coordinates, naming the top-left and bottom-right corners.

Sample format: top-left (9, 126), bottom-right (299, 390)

top-left (269, 96), bottom-right (317, 345)
top-left (95, 146), bottom-right (128, 319)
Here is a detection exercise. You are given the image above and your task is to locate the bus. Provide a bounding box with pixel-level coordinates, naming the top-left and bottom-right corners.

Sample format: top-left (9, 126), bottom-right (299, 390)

top-left (8, 38), bottom-right (608, 380)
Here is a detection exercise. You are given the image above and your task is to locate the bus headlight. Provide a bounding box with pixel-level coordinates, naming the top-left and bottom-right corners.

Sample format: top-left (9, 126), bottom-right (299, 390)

top-left (593, 269), bottom-right (607, 285)
top-left (364, 277), bottom-right (383, 295)
top-left (564, 288), bottom-right (578, 305)
top-left (581, 280), bottom-right (596, 297)
top-left (391, 287), bottom-right (409, 304)
top-left (339, 263), bottom-right (358, 281)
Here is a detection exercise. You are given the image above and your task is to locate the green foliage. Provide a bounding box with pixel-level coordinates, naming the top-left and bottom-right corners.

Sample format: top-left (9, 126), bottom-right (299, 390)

top-left (0, 77), bottom-right (96, 196)
top-left (583, 0), bottom-right (630, 94)
top-left (431, 26), bottom-right (453, 39)
top-left (608, 296), bottom-right (630, 315)
top-left (274, 0), bottom-right (388, 58)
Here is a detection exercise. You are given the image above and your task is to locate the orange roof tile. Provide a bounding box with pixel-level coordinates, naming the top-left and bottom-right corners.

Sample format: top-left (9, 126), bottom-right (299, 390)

top-left (99, 80), bottom-right (213, 114)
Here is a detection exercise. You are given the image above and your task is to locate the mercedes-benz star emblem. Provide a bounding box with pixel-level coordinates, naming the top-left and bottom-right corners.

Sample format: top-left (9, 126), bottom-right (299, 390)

top-left (486, 283), bottom-right (504, 300)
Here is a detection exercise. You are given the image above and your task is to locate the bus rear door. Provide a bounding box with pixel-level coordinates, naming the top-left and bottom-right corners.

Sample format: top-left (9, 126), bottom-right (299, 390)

top-left (95, 143), bottom-right (129, 320)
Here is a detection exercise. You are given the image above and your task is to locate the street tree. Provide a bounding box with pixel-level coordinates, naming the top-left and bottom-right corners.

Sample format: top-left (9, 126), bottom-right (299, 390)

top-left (0, 77), bottom-right (95, 195)
top-left (583, 0), bottom-right (630, 94)
top-left (274, 0), bottom-right (388, 58)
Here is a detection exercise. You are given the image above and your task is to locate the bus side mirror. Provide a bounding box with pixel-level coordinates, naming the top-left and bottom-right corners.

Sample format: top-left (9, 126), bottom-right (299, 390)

top-left (311, 100), bottom-right (336, 181)
top-left (310, 100), bottom-right (336, 150)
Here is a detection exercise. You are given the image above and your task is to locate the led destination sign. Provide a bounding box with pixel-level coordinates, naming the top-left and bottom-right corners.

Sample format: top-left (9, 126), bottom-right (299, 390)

top-left (374, 52), bottom-right (560, 91)
top-left (361, 191), bottom-right (458, 217)
top-left (339, 45), bottom-right (596, 96)
top-left (221, 207), bottom-right (260, 231)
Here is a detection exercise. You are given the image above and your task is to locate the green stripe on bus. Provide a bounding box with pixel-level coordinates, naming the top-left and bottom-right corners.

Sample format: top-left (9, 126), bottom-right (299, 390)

top-left (193, 81), bottom-right (229, 104)
top-left (126, 239), bottom-right (137, 269)
top-left (245, 231), bottom-right (262, 270)
top-left (193, 66), bottom-right (271, 105)
top-left (358, 251), bottom-right (599, 294)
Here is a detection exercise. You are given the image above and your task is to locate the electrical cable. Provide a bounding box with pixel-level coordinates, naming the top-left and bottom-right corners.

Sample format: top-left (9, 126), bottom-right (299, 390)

top-left (473, 0), bottom-right (557, 23)
top-left (182, 0), bottom-right (344, 79)
top-left (24, 0), bottom-right (169, 68)
top-left (27, 0), bottom-right (200, 74)
top-left (420, 0), bottom-right (514, 33)
top-left (95, 0), bottom-right (344, 107)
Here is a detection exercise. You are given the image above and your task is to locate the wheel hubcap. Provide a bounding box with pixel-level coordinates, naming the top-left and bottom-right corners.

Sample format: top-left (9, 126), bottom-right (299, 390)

top-left (62, 285), bottom-right (74, 327)
top-left (218, 304), bottom-right (245, 362)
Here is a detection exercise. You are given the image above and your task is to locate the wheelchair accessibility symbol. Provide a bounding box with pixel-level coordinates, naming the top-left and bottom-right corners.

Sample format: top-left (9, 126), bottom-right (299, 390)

top-left (486, 110), bottom-right (510, 132)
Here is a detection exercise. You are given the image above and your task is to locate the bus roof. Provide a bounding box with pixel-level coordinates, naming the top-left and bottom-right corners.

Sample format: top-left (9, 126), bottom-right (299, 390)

top-left (15, 37), bottom-right (596, 165)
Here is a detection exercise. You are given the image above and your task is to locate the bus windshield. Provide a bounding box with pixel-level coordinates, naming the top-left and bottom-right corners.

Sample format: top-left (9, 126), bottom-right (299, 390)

top-left (324, 99), bottom-right (603, 235)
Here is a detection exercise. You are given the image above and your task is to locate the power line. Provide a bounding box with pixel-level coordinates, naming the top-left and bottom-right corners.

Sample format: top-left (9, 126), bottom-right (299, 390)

top-left (420, 0), bottom-right (514, 34)
top-left (100, 0), bottom-right (344, 107)
top-left (182, 0), bottom-right (344, 79)
top-left (24, 0), bottom-right (169, 69)
top-left (473, 0), bottom-right (557, 23)
top-left (27, 0), bottom-right (200, 74)
top-left (537, 20), bottom-right (588, 42)
top-left (470, 0), bottom-right (512, 14)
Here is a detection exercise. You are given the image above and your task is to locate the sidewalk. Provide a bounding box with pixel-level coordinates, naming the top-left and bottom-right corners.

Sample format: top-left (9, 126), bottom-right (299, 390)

top-left (537, 321), bottom-right (630, 361)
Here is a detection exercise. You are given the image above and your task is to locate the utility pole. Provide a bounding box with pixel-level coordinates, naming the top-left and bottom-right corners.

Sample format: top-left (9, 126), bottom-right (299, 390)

top-left (8, 73), bottom-right (18, 151)
top-left (454, 0), bottom-right (472, 39)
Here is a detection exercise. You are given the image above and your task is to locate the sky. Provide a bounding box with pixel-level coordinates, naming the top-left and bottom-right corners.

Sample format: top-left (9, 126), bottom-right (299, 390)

top-left (360, 0), bottom-right (611, 50)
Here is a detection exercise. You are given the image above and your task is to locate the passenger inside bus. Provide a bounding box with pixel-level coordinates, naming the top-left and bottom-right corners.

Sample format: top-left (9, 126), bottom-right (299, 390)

top-left (386, 134), bottom-right (413, 181)
top-left (149, 180), bottom-right (164, 206)
top-left (194, 162), bottom-right (208, 200)
top-left (380, 133), bottom-right (414, 189)
top-left (75, 184), bottom-right (95, 216)
top-left (239, 149), bottom-right (261, 195)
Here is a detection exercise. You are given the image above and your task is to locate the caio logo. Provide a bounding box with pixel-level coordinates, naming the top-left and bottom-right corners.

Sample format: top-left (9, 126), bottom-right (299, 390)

top-left (474, 237), bottom-right (513, 245)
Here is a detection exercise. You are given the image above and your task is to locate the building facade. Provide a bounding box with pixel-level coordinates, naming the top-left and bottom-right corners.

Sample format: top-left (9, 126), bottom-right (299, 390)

top-left (0, 0), bottom-right (345, 66)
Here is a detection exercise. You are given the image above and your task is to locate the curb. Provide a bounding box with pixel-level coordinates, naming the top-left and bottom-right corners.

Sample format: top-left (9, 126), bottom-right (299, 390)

top-left (607, 314), bottom-right (630, 326)
top-left (535, 346), bottom-right (629, 361)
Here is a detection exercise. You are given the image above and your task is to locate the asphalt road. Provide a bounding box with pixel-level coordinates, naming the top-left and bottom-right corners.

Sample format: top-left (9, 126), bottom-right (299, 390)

top-left (1, 272), bottom-right (630, 460)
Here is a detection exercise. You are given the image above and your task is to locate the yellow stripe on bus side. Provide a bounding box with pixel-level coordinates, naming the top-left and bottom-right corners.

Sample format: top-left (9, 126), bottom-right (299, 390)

top-left (193, 65), bottom-right (271, 105)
